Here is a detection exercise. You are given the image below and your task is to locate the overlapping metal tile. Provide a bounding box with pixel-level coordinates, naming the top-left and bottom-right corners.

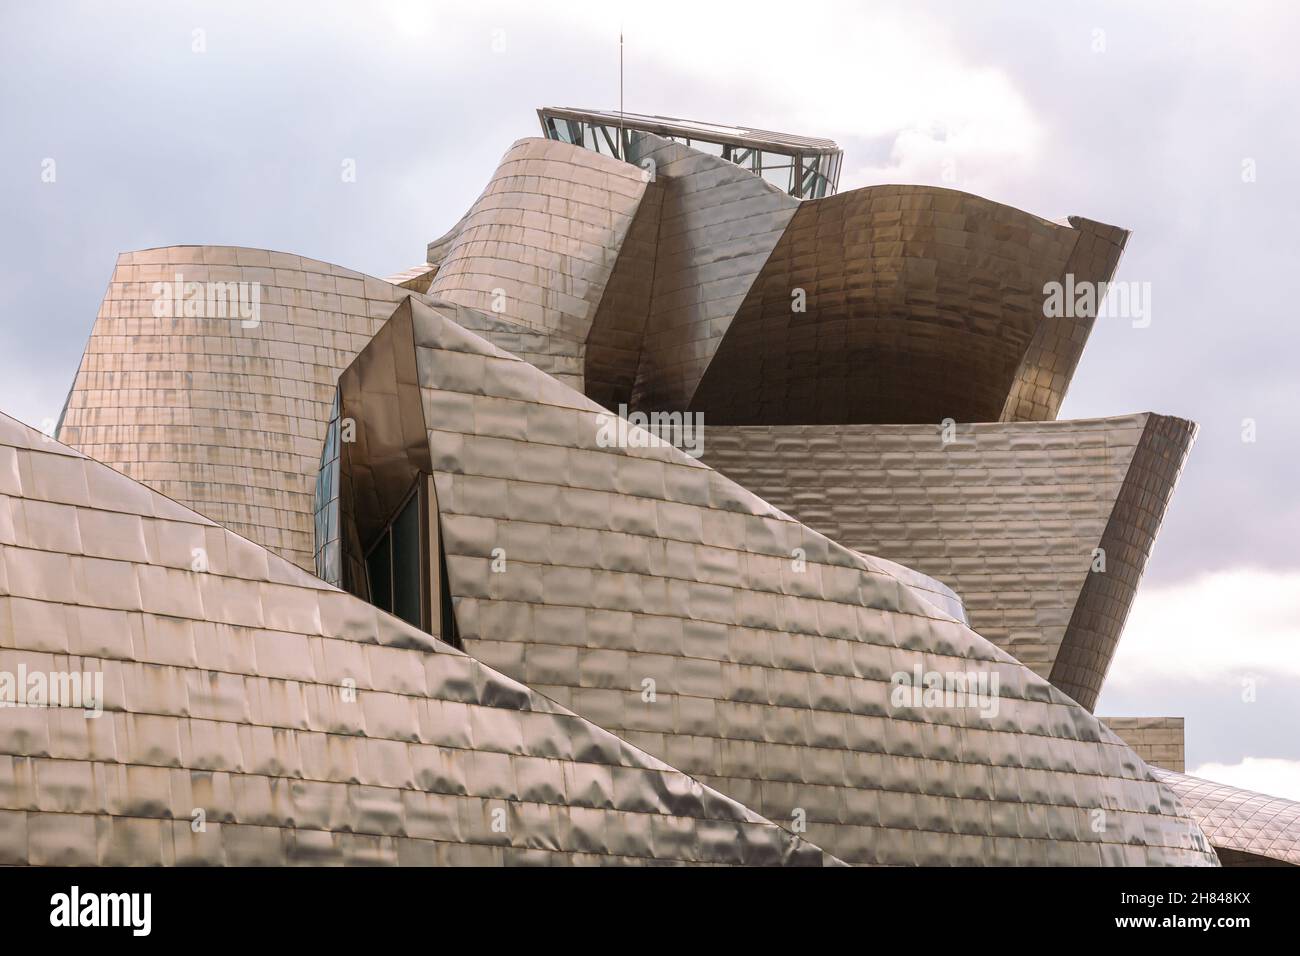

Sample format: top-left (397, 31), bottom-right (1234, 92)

top-left (324, 296), bottom-right (1218, 866)
top-left (428, 138), bottom-right (649, 343)
top-left (57, 247), bottom-right (591, 578)
top-left (687, 188), bottom-right (1127, 425)
top-left (701, 415), bottom-right (1195, 709)
top-left (421, 136), bottom-right (1128, 427)
top-left (1152, 769), bottom-right (1300, 866)
top-left (56, 247), bottom-right (421, 573)
top-left (0, 411), bottom-right (836, 866)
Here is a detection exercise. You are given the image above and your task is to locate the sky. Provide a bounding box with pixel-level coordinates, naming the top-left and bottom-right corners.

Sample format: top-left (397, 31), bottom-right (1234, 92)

top-left (1, 1), bottom-right (1297, 798)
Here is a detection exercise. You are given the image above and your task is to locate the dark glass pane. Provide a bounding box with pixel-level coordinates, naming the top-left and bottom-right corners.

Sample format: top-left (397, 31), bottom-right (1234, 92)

top-left (392, 493), bottom-right (422, 628)
top-left (438, 521), bottom-right (460, 650)
top-left (367, 530), bottom-right (392, 612)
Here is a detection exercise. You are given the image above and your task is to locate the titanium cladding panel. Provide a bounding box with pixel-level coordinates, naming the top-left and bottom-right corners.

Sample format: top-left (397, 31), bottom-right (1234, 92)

top-left (328, 297), bottom-right (1217, 867)
top-left (688, 189), bottom-right (1128, 425)
top-left (0, 412), bottom-right (834, 866)
top-left (427, 137), bottom-right (649, 342)
top-left (701, 415), bottom-right (1195, 710)
top-left (1152, 769), bottom-right (1300, 867)
top-left (57, 247), bottom-right (419, 573)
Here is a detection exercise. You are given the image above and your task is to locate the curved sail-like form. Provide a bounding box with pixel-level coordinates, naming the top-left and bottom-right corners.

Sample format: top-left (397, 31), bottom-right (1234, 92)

top-left (425, 137), bottom-right (1127, 429)
top-left (701, 414), bottom-right (1196, 710)
top-left (427, 138), bottom-right (649, 342)
top-left (621, 132), bottom-right (801, 413)
top-left (320, 297), bottom-right (1217, 867)
top-left (687, 188), bottom-right (1127, 425)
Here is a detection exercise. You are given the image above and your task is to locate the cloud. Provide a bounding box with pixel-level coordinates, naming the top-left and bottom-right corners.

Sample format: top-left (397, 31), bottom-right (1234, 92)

top-left (1190, 757), bottom-right (1300, 803)
top-left (1107, 567), bottom-right (1300, 683)
top-left (1098, 567), bottom-right (1300, 775)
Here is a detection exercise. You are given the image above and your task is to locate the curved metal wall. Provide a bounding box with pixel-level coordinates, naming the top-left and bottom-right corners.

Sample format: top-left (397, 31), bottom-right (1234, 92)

top-left (57, 246), bottom-right (418, 572)
top-left (1049, 414), bottom-right (1196, 709)
top-left (999, 216), bottom-right (1130, 423)
top-left (427, 137), bottom-right (649, 343)
top-left (329, 298), bottom-right (1217, 866)
top-left (701, 415), bottom-right (1194, 709)
top-left (583, 174), bottom-right (666, 409)
top-left (626, 132), bottom-right (800, 414)
top-left (0, 412), bottom-right (833, 866)
top-left (418, 138), bottom-right (1126, 428)
top-left (688, 186), bottom-right (1126, 425)
top-left (1152, 769), bottom-right (1300, 867)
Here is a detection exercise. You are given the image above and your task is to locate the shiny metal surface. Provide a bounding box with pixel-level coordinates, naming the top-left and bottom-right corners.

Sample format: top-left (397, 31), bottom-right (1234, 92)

top-left (57, 245), bottom-right (586, 578)
top-left (626, 131), bottom-right (800, 413)
top-left (419, 137), bottom-right (1125, 429)
top-left (322, 296), bottom-right (1217, 866)
top-left (701, 414), bottom-right (1195, 709)
top-left (57, 247), bottom-right (422, 572)
top-left (688, 188), bottom-right (1126, 425)
top-left (1000, 217), bottom-right (1130, 423)
top-left (1048, 414), bottom-right (1196, 709)
top-left (385, 264), bottom-right (441, 294)
top-left (32, 114), bottom-right (1286, 866)
top-left (1102, 717), bottom-right (1185, 772)
top-left (433, 297), bottom-right (586, 394)
top-left (427, 138), bottom-right (649, 342)
top-left (583, 175), bottom-right (666, 409)
top-left (1152, 769), bottom-right (1300, 867)
top-left (0, 411), bottom-right (834, 866)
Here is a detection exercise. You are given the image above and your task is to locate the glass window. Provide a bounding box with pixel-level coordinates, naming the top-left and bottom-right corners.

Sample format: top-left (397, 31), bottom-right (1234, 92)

top-left (363, 481), bottom-right (431, 631)
top-left (366, 529), bottom-right (392, 613)
top-left (391, 492), bottom-right (422, 628)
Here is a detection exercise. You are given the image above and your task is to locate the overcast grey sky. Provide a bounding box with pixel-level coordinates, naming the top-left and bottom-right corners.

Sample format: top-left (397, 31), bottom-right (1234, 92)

top-left (2, 1), bottom-right (1297, 796)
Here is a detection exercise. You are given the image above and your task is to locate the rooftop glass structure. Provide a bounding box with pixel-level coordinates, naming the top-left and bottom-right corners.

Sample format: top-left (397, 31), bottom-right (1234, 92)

top-left (538, 106), bottom-right (843, 198)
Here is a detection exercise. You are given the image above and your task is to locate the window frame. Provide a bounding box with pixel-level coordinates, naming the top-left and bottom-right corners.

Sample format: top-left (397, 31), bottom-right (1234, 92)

top-left (363, 476), bottom-right (431, 632)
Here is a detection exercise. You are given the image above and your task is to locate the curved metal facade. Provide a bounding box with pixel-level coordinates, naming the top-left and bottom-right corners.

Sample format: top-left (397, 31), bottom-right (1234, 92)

top-left (26, 110), bottom-right (1287, 867)
top-left (1152, 769), bottom-right (1300, 867)
top-left (688, 187), bottom-right (1126, 425)
top-left (57, 246), bottom-right (419, 572)
top-left (1048, 414), bottom-right (1197, 709)
top-left (701, 414), bottom-right (1195, 709)
top-left (999, 217), bottom-right (1130, 423)
top-left (0, 412), bottom-right (834, 866)
top-left (323, 297), bottom-right (1217, 867)
top-left (623, 132), bottom-right (801, 413)
top-left (422, 138), bottom-right (1128, 428)
top-left (427, 137), bottom-right (649, 343)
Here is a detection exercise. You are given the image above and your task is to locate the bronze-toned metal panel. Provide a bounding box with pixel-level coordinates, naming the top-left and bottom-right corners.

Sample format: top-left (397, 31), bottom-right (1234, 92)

top-left (57, 247), bottom-right (420, 572)
top-left (999, 217), bottom-right (1130, 423)
top-left (1050, 414), bottom-right (1196, 710)
top-left (627, 132), bottom-right (800, 413)
top-left (702, 415), bottom-right (1193, 705)
top-left (0, 411), bottom-right (833, 866)
top-left (1152, 769), bottom-right (1300, 867)
top-left (427, 138), bottom-right (649, 342)
top-left (688, 187), bottom-right (1124, 425)
top-left (327, 297), bottom-right (1216, 866)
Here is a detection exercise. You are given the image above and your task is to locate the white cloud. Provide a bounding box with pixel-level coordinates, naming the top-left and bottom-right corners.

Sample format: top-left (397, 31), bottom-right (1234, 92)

top-left (1108, 567), bottom-right (1300, 684)
top-left (1190, 757), bottom-right (1300, 803)
top-left (432, 0), bottom-right (1043, 194)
